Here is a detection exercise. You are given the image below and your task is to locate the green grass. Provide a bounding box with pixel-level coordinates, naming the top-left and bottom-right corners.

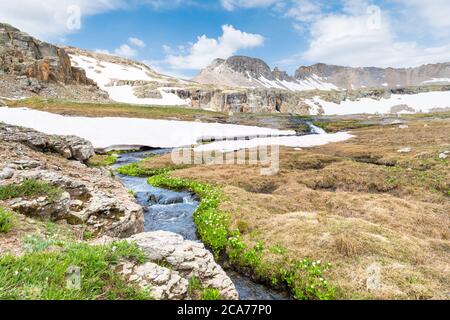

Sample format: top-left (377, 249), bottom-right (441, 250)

top-left (117, 162), bottom-right (174, 177)
top-left (0, 207), bottom-right (14, 233)
top-left (0, 240), bottom-right (150, 300)
top-left (312, 120), bottom-right (376, 132)
top-left (201, 288), bottom-right (221, 300)
top-left (88, 154), bottom-right (118, 167)
top-left (0, 179), bottom-right (62, 203)
top-left (148, 174), bottom-right (229, 255)
top-left (188, 275), bottom-right (222, 300)
top-left (148, 174), bottom-right (335, 300)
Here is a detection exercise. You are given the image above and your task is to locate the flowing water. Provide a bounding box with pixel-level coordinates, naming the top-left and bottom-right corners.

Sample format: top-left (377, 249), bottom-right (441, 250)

top-left (113, 149), bottom-right (288, 300)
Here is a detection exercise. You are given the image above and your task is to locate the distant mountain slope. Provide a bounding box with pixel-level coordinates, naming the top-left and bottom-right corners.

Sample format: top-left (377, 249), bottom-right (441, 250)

top-left (194, 56), bottom-right (338, 91)
top-left (66, 47), bottom-right (192, 106)
top-left (295, 63), bottom-right (450, 90)
top-left (194, 56), bottom-right (450, 92)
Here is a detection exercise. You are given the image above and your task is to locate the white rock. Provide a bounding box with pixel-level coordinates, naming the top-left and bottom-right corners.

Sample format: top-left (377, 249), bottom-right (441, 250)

top-left (128, 231), bottom-right (238, 300)
top-left (0, 167), bottom-right (15, 180)
top-left (119, 261), bottom-right (189, 300)
top-left (397, 147), bottom-right (412, 153)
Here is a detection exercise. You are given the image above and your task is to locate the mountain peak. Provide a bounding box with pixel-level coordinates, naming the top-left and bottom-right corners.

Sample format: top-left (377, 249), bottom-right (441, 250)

top-left (225, 55), bottom-right (273, 79)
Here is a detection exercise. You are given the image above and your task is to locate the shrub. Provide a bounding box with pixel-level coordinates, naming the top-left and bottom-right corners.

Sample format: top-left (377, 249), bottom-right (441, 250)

top-left (0, 207), bottom-right (14, 233)
top-left (88, 154), bottom-right (118, 167)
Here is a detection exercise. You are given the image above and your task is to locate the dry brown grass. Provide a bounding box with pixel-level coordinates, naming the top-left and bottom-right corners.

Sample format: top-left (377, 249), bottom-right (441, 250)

top-left (141, 117), bottom-right (450, 299)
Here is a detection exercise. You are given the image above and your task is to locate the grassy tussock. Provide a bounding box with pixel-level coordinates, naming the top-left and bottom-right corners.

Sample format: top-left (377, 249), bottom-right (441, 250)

top-left (0, 240), bottom-right (150, 300)
top-left (0, 179), bottom-right (62, 203)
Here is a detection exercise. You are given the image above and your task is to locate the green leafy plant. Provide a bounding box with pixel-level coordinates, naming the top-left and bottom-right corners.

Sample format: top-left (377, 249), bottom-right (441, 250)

top-left (201, 288), bottom-right (221, 300)
top-left (0, 207), bottom-right (14, 233)
top-left (279, 259), bottom-right (335, 300)
top-left (148, 174), bottom-right (228, 255)
top-left (22, 234), bottom-right (59, 253)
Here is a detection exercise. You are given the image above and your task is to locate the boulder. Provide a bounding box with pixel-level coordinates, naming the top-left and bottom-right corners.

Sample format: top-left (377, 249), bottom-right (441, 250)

top-left (398, 147), bottom-right (412, 153)
top-left (128, 231), bottom-right (239, 300)
top-left (0, 166), bottom-right (14, 180)
top-left (0, 123), bottom-right (94, 162)
top-left (0, 22), bottom-right (94, 86)
top-left (119, 261), bottom-right (189, 300)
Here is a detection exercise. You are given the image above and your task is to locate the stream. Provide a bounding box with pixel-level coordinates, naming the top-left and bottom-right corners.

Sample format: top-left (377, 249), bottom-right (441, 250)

top-left (112, 150), bottom-right (289, 300)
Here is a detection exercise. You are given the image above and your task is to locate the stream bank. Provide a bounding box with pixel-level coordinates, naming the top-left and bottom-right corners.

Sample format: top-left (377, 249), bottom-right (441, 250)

top-left (113, 150), bottom-right (289, 300)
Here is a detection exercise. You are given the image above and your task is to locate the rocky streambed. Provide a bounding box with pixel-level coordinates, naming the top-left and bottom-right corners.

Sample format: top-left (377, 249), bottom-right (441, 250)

top-left (113, 150), bottom-right (289, 300)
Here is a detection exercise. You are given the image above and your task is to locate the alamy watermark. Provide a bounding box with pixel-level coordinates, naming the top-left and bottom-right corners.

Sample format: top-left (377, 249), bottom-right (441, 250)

top-left (171, 135), bottom-right (280, 176)
top-left (66, 5), bottom-right (82, 31)
top-left (367, 5), bottom-right (382, 30)
top-left (66, 266), bottom-right (81, 290)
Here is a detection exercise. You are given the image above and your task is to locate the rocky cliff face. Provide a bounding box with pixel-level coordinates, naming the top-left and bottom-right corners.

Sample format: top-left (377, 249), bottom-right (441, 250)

top-left (168, 84), bottom-right (450, 115)
top-left (0, 22), bottom-right (109, 101)
top-left (0, 23), bottom-right (94, 85)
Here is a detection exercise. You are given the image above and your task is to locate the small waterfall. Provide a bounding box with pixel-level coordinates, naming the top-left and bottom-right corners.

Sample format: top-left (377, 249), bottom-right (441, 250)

top-left (309, 123), bottom-right (327, 135)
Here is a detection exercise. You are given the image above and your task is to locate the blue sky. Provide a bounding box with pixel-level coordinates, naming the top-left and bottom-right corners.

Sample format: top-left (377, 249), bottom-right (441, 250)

top-left (1, 0), bottom-right (450, 78)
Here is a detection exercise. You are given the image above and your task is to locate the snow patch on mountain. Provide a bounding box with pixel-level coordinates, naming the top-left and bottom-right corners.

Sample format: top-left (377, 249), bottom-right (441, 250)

top-left (422, 78), bottom-right (450, 84)
top-left (69, 54), bottom-right (189, 106)
top-left (307, 91), bottom-right (450, 115)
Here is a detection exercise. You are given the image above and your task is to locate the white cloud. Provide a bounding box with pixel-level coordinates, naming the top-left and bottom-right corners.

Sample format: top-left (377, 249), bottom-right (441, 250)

top-left (95, 49), bottom-right (112, 55)
top-left (128, 37), bottom-right (146, 48)
top-left (395, 0), bottom-right (450, 29)
top-left (0, 0), bottom-right (195, 40)
top-left (114, 44), bottom-right (138, 58)
top-left (220, 0), bottom-right (279, 11)
top-left (164, 24), bottom-right (264, 70)
top-left (301, 8), bottom-right (450, 67)
top-left (96, 35), bottom-right (146, 58)
top-left (0, 0), bottom-right (124, 40)
top-left (284, 0), bottom-right (323, 22)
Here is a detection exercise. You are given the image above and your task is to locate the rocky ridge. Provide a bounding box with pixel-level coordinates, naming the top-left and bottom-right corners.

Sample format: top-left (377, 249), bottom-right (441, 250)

top-left (195, 55), bottom-right (450, 91)
top-left (0, 23), bottom-right (109, 101)
top-left (295, 62), bottom-right (450, 90)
